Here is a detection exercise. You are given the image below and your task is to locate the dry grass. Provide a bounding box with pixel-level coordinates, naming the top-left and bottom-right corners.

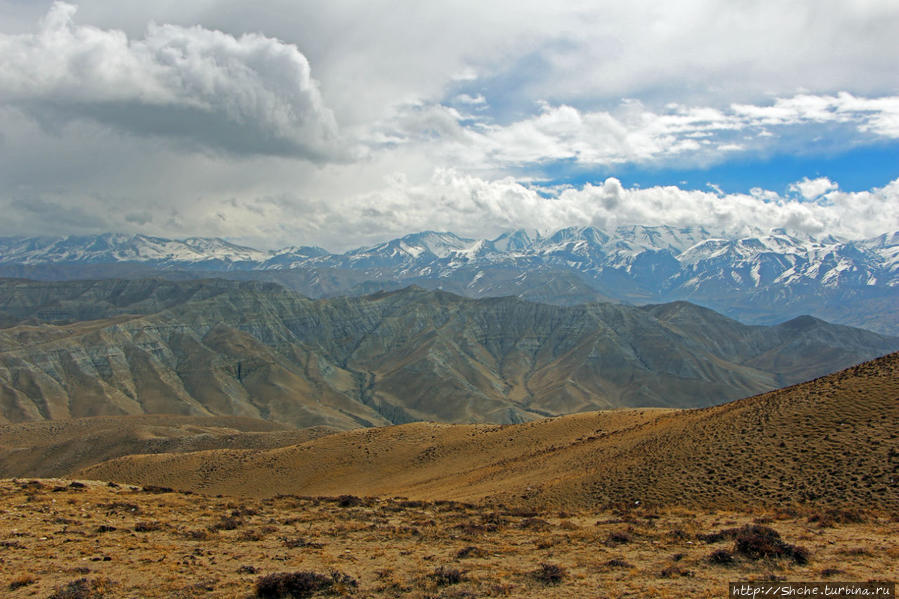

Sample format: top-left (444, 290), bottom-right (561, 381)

top-left (76, 352), bottom-right (899, 513)
top-left (2, 479), bottom-right (897, 598)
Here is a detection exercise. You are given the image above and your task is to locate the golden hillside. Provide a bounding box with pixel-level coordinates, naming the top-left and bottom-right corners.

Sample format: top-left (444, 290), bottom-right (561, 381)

top-left (78, 352), bottom-right (899, 511)
top-left (0, 414), bottom-right (336, 477)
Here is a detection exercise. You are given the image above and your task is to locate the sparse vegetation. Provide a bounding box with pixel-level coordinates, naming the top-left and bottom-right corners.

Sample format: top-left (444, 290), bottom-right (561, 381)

top-left (254, 571), bottom-right (334, 598)
top-left (430, 566), bottom-right (464, 586)
top-left (733, 525), bottom-right (810, 564)
top-left (708, 549), bottom-right (734, 565)
top-left (530, 563), bottom-right (566, 585)
top-left (8, 573), bottom-right (36, 590)
top-left (0, 479), bottom-right (894, 598)
top-left (48, 578), bottom-right (109, 599)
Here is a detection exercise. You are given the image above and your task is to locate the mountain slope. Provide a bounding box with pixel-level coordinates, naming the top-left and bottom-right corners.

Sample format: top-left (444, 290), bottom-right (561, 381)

top-left (0, 415), bottom-right (337, 478)
top-left (77, 352), bottom-right (899, 511)
top-left (0, 279), bottom-right (896, 427)
top-left (2, 226), bottom-right (896, 334)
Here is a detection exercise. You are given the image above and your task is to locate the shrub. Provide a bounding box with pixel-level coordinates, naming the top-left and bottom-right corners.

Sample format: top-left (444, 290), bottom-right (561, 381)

top-left (531, 563), bottom-right (566, 585)
top-left (709, 549), bottom-right (735, 565)
top-left (519, 517), bottom-right (552, 531)
top-left (660, 565), bottom-right (694, 578)
top-left (255, 571), bottom-right (332, 599)
top-left (604, 559), bottom-right (632, 568)
top-left (254, 571), bottom-right (356, 598)
top-left (336, 495), bottom-right (361, 507)
top-left (8, 573), bottom-right (36, 590)
top-left (133, 521), bottom-right (162, 533)
top-left (605, 531), bottom-right (633, 545)
top-left (456, 545), bottom-right (487, 559)
top-left (48, 578), bottom-right (107, 599)
top-left (733, 525), bottom-right (809, 564)
top-left (430, 566), bottom-right (464, 586)
top-left (213, 516), bottom-right (243, 531)
top-left (808, 508), bottom-right (867, 527)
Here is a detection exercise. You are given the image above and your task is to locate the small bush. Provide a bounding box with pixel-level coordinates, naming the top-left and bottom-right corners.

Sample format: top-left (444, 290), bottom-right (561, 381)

top-left (255, 571), bottom-right (332, 599)
top-left (430, 566), bottom-right (464, 586)
top-left (733, 525), bottom-right (809, 564)
top-left (605, 531), bottom-right (633, 545)
top-left (660, 565), bottom-right (694, 578)
top-left (133, 521), bottom-right (162, 533)
top-left (456, 545), bottom-right (487, 559)
top-left (48, 578), bottom-right (107, 599)
top-left (604, 559), bottom-right (632, 568)
top-left (213, 516), bottom-right (243, 531)
top-left (238, 529), bottom-right (267, 542)
top-left (336, 495), bottom-right (362, 507)
top-left (254, 570), bottom-right (356, 599)
top-left (531, 563), bottom-right (566, 585)
top-left (283, 537), bottom-right (324, 549)
top-left (519, 517), bottom-right (552, 531)
top-left (696, 527), bottom-right (740, 543)
top-left (184, 528), bottom-right (213, 541)
top-left (808, 508), bottom-right (867, 527)
top-left (141, 485), bottom-right (174, 494)
top-left (8, 573), bottom-right (36, 590)
top-left (709, 549), bottom-right (735, 565)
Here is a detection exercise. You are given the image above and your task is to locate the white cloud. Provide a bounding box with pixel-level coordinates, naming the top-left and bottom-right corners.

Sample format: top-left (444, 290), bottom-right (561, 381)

top-left (0, 2), bottom-right (346, 159)
top-left (308, 171), bottom-right (899, 249)
top-left (789, 177), bottom-right (838, 201)
top-left (380, 94), bottom-right (899, 172)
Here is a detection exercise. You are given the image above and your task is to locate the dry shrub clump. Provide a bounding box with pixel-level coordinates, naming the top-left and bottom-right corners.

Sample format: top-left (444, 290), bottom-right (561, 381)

top-left (734, 525), bottom-right (809, 564)
top-left (254, 570), bottom-right (357, 598)
top-left (807, 508), bottom-right (867, 527)
top-left (531, 563), bottom-right (566, 585)
top-left (8, 573), bottom-right (37, 590)
top-left (708, 549), bottom-right (735, 565)
top-left (430, 566), bottom-right (465, 586)
top-left (455, 545), bottom-right (487, 559)
top-left (48, 577), bottom-right (110, 599)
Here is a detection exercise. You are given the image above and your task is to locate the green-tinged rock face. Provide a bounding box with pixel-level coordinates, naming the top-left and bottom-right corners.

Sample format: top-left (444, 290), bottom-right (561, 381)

top-left (0, 278), bottom-right (896, 428)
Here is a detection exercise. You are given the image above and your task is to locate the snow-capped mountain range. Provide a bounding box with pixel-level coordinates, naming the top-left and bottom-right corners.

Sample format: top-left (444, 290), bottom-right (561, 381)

top-left (1, 226), bottom-right (897, 334)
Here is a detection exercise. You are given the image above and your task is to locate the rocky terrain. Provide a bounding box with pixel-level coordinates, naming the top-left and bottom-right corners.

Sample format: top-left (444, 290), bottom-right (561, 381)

top-left (1, 279), bottom-right (896, 427)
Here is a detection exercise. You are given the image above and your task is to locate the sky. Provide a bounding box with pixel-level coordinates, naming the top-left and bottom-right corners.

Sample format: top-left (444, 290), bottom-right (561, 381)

top-left (0, 1), bottom-right (897, 251)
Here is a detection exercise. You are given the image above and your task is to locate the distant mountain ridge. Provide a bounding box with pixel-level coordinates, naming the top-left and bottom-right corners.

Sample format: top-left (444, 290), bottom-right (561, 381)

top-left (0, 278), bottom-right (896, 428)
top-left (1, 226), bottom-right (897, 334)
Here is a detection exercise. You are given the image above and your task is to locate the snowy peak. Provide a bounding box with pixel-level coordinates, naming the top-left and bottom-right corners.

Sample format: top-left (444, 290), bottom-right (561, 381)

top-left (491, 229), bottom-right (534, 252)
top-left (0, 233), bottom-right (272, 267)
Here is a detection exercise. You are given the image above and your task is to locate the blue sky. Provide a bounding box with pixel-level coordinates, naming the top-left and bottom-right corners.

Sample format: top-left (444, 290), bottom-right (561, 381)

top-left (0, 1), bottom-right (896, 250)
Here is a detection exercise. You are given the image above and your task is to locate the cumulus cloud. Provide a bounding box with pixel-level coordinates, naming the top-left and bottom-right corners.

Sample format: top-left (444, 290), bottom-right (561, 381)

top-left (328, 171), bottom-right (899, 248)
top-left (788, 177), bottom-right (838, 201)
top-left (0, 2), bottom-right (345, 159)
top-left (382, 94), bottom-right (899, 172)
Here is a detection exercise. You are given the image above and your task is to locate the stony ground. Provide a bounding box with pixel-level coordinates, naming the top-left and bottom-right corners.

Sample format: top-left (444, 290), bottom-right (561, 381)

top-left (2, 479), bottom-right (897, 598)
